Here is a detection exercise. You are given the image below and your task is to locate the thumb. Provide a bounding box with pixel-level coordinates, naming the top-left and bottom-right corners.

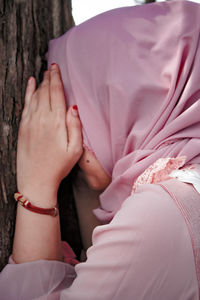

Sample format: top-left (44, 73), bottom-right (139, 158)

top-left (66, 105), bottom-right (83, 162)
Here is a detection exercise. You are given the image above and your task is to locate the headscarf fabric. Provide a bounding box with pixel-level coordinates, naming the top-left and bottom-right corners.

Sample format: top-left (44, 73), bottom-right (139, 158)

top-left (47, 0), bottom-right (200, 223)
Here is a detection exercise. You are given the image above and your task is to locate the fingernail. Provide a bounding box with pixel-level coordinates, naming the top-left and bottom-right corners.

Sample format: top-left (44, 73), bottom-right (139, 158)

top-left (51, 63), bottom-right (57, 70)
top-left (71, 105), bottom-right (78, 116)
top-left (28, 77), bottom-right (33, 84)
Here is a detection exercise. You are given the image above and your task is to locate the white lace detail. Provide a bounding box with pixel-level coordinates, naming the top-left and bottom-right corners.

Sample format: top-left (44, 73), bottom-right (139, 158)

top-left (132, 156), bottom-right (186, 194)
top-left (170, 169), bottom-right (200, 194)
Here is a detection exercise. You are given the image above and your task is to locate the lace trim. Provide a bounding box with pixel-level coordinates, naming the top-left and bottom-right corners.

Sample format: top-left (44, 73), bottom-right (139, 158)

top-left (131, 156), bottom-right (186, 194)
top-left (170, 168), bottom-right (200, 193)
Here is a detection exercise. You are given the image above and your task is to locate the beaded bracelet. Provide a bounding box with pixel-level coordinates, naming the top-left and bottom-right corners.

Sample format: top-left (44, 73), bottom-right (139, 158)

top-left (14, 192), bottom-right (59, 217)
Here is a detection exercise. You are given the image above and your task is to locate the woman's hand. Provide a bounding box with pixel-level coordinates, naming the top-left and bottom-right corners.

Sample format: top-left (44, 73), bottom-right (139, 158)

top-left (16, 64), bottom-right (83, 200)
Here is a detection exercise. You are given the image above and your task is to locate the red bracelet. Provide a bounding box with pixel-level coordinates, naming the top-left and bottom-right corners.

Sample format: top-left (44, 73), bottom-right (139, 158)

top-left (14, 192), bottom-right (59, 217)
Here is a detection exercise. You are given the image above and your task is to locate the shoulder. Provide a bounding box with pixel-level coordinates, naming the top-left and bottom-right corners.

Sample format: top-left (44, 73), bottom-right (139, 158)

top-left (119, 181), bottom-right (183, 231)
top-left (94, 180), bottom-right (193, 255)
top-left (90, 181), bottom-right (198, 299)
top-left (112, 181), bottom-right (199, 272)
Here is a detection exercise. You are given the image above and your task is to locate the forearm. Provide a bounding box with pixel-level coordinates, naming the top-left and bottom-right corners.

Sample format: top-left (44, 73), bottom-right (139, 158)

top-left (12, 188), bottom-right (63, 264)
top-left (13, 65), bottom-right (83, 264)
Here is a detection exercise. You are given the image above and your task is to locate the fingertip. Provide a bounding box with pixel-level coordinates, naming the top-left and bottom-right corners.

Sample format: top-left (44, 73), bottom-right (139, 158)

top-left (71, 105), bottom-right (79, 117)
top-left (50, 63), bottom-right (60, 73)
top-left (27, 76), bottom-right (36, 86)
top-left (66, 106), bottom-right (81, 127)
top-left (51, 63), bottom-right (57, 68)
top-left (24, 76), bottom-right (36, 115)
top-left (27, 76), bottom-right (33, 85)
top-left (26, 77), bottom-right (36, 94)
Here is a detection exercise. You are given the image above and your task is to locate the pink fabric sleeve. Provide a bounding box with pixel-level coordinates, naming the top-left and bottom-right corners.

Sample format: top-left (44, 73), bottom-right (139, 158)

top-left (0, 242), bottom-right (77, 300)
top-left (8, 241), bottom-right (79, 266)
top-left (62, 183), bottom-right (198, 300)
top-left (0, 183), bottom-right (198, 299)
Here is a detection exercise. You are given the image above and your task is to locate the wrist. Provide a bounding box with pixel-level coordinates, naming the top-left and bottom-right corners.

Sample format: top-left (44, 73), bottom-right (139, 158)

top-left (18, 186), bottom-right (58, 208)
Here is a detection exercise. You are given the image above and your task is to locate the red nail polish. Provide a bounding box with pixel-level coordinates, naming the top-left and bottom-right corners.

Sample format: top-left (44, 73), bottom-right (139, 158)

top-left (28, 77), bottom-right (33, 83)
top-left (51, 63), bottom-right (58, 70)
top-left (72, 105), bottom-right (78, 110)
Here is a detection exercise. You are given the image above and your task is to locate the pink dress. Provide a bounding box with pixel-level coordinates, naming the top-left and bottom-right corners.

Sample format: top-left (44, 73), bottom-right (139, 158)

top-left (0, 160), bottom-right (199, 300)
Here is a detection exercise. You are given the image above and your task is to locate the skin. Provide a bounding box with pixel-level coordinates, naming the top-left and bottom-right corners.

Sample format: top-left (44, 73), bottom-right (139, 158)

top-left (78, 148), bottom-right (111, 191)
top-left (73, 150), bottom-right (111, 255)
top-left (75, 148), bottom-right (111, 254)
top-left (12, 64), bottom-right (111, 263)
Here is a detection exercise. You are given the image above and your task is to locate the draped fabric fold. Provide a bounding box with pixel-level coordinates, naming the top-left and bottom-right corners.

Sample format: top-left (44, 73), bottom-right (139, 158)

top-left (0, 2), bottom-right (200, 299)
top-left (47, 0), bottom-right (200, 223)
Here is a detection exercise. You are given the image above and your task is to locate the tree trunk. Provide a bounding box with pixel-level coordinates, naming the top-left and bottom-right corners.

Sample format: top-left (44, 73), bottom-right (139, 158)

top-left (0, 0), bottom-right (82, 271)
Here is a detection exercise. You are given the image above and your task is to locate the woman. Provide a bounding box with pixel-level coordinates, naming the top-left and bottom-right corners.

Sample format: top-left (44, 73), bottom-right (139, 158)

top-left (0, 0), bottom-right (200, 299)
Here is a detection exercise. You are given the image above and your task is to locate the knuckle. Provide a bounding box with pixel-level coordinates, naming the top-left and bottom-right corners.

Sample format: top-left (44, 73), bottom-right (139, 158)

top-left (51, 82), bottom-right (63, 93)
top-left (73, 145), bottom-right (83, 158)
top-left (39, 81), bottom-right (49, 90)
top-left (30, 111), bottom-right (48, 127)
top-left (51, 68), bottom-right (59, 75)
top-left (32, 91), bottom-right (37, 99)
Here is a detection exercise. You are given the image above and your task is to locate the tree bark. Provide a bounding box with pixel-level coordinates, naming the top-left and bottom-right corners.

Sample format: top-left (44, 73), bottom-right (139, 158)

top-left (0, 0), bottom-right (82, 271)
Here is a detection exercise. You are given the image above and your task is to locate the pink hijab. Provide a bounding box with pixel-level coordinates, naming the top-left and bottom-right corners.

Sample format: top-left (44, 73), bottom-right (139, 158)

top-left (47, 0), bottom-right (200, 223)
